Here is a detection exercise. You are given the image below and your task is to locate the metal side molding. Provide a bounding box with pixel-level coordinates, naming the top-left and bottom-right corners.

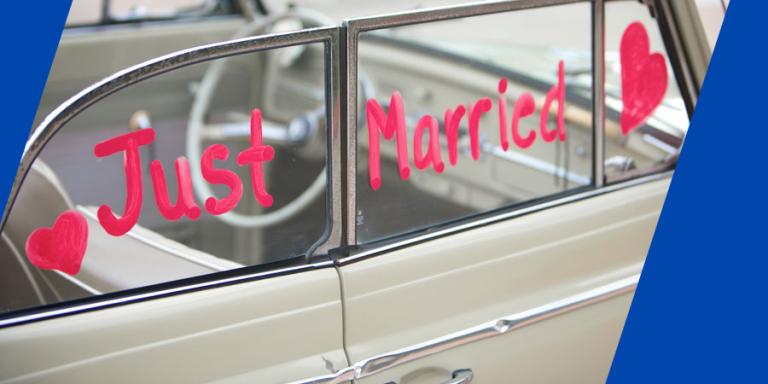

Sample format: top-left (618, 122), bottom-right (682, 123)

top-left (292, 274), bottom-right (639, 383)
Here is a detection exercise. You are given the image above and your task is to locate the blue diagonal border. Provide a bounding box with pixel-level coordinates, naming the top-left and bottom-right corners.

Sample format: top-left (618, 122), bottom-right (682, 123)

top-left (0, 2), bottom-right (72, 212)
top-left (607, 1), bottom-right (765, 382)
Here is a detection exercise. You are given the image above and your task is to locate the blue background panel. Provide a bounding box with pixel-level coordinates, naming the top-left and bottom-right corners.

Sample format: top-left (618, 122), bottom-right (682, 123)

top-left (0, 2), bottom-right (72, 211)
top-left (608, 1), bottom-right (766, 382)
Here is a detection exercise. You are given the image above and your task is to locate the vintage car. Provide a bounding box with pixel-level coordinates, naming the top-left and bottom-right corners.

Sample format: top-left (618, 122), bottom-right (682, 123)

top-left (0, 0), bottom-right (723, 382)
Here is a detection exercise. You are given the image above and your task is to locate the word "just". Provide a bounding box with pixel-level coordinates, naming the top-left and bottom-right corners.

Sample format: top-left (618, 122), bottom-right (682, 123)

top-left (94, 109), bottom-right (273, 236)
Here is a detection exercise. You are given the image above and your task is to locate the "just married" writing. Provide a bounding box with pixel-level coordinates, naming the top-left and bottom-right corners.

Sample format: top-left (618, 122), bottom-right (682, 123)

top-left (23, 21), bottom-right (669, 276)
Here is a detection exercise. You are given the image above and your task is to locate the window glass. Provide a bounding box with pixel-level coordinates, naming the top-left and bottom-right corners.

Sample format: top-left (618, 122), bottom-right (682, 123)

top-left (66, 0), bottom-right (220, 26)
top-left (110, 0), bottom-right (210, 17)
top-left (67, 0), bottom-right (104, 26)
top-left (0, 43), bottom-right (328, 314)
top-left (604, 1), bottom-right (689, 181)
top-left (355, 3), bottom-right (594, 243)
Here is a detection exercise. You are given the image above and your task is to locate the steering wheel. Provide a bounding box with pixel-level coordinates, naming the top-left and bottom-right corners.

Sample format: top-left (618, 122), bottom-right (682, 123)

top-left (187, 9), bottom-right (334, 228)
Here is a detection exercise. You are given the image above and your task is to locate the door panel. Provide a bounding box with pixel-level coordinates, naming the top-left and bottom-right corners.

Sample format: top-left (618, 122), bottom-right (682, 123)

top-left (0, 268), bottom-right (346, 383)
top-left (358, 293), bottom-right (631, 384)
top-left (340, 177), bottom-right (669, 383)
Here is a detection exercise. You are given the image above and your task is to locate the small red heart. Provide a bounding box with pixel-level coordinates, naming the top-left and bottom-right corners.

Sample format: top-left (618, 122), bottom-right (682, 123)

top-left (620, 21), bottom-right (669, 135)
top-left (25, 210), bottom-right (88, 276)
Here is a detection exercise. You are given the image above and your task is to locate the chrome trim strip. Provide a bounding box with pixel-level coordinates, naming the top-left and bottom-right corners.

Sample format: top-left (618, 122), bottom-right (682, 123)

top-left (311, 28), bottom-right (343, 256)
top-left (0, 260), bottom-right (334, 329)
top-left (292, 274), bottom-right (640, 384)
top-left (593, 0), bottom-right (606, 188)
top-left (342, 170), bottom-right (671, 265)
top-left (346, 0), bottom-right (584, 31)
top-left (342, 0), bottom-right (589, 247)
top-left (343, 19), bottom-right (358, 247)
top-left (0, 26), bottom-right (338, 231)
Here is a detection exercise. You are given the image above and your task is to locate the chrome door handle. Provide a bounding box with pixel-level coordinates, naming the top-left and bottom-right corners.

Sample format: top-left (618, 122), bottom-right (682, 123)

top-left (441, 369), bottom-right (473, 384)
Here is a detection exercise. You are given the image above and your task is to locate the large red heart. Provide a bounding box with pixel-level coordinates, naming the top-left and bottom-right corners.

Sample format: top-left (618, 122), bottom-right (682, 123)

top-left (25, 210), bottom-right (88, 276)
top-left (620, 21), bottom-right (668, 135)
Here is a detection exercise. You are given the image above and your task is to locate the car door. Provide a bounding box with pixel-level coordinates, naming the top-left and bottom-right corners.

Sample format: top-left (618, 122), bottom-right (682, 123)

top-left (0, 25), bottom-right (348, 383)
top-left (310, 1), bottom-right (698, 383)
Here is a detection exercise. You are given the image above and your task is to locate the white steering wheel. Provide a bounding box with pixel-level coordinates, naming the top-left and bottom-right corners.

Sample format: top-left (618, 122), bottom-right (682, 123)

top-left (187, 9), bottom-right (334, 228)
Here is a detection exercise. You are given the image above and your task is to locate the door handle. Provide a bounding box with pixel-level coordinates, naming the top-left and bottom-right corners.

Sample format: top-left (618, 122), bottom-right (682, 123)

top-left (441, 369), bottom-right (473, 384)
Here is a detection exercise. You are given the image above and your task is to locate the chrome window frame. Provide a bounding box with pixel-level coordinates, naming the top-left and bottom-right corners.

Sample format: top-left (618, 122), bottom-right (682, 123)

top-left (0, 26), bottom-right (342, 328)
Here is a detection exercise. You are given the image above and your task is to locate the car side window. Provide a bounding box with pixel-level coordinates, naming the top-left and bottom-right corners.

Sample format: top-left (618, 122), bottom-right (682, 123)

top-left (0, 40), bottom-right (332, 315)
top-left (352, 1), bottom-right (689, 245)
top-left (353, 3), bottom-right (594, 244)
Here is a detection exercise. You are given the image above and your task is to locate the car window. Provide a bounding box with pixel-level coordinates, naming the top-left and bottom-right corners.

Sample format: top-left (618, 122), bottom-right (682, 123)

top-left (354, 3), bottom-right (594, 243)
top-left (0, 41), bottom-right (330, 314)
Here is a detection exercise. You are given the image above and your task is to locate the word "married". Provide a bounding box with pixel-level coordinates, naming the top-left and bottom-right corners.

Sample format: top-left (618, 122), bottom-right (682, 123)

top-left (366, 60), bottom-right (567, 190)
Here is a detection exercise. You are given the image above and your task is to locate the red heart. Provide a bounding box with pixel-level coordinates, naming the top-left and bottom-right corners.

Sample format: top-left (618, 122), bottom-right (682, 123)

top-left (620, 21), bottom-right (668, 135)
top-left (25, 210), bottom-right (88, 276)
